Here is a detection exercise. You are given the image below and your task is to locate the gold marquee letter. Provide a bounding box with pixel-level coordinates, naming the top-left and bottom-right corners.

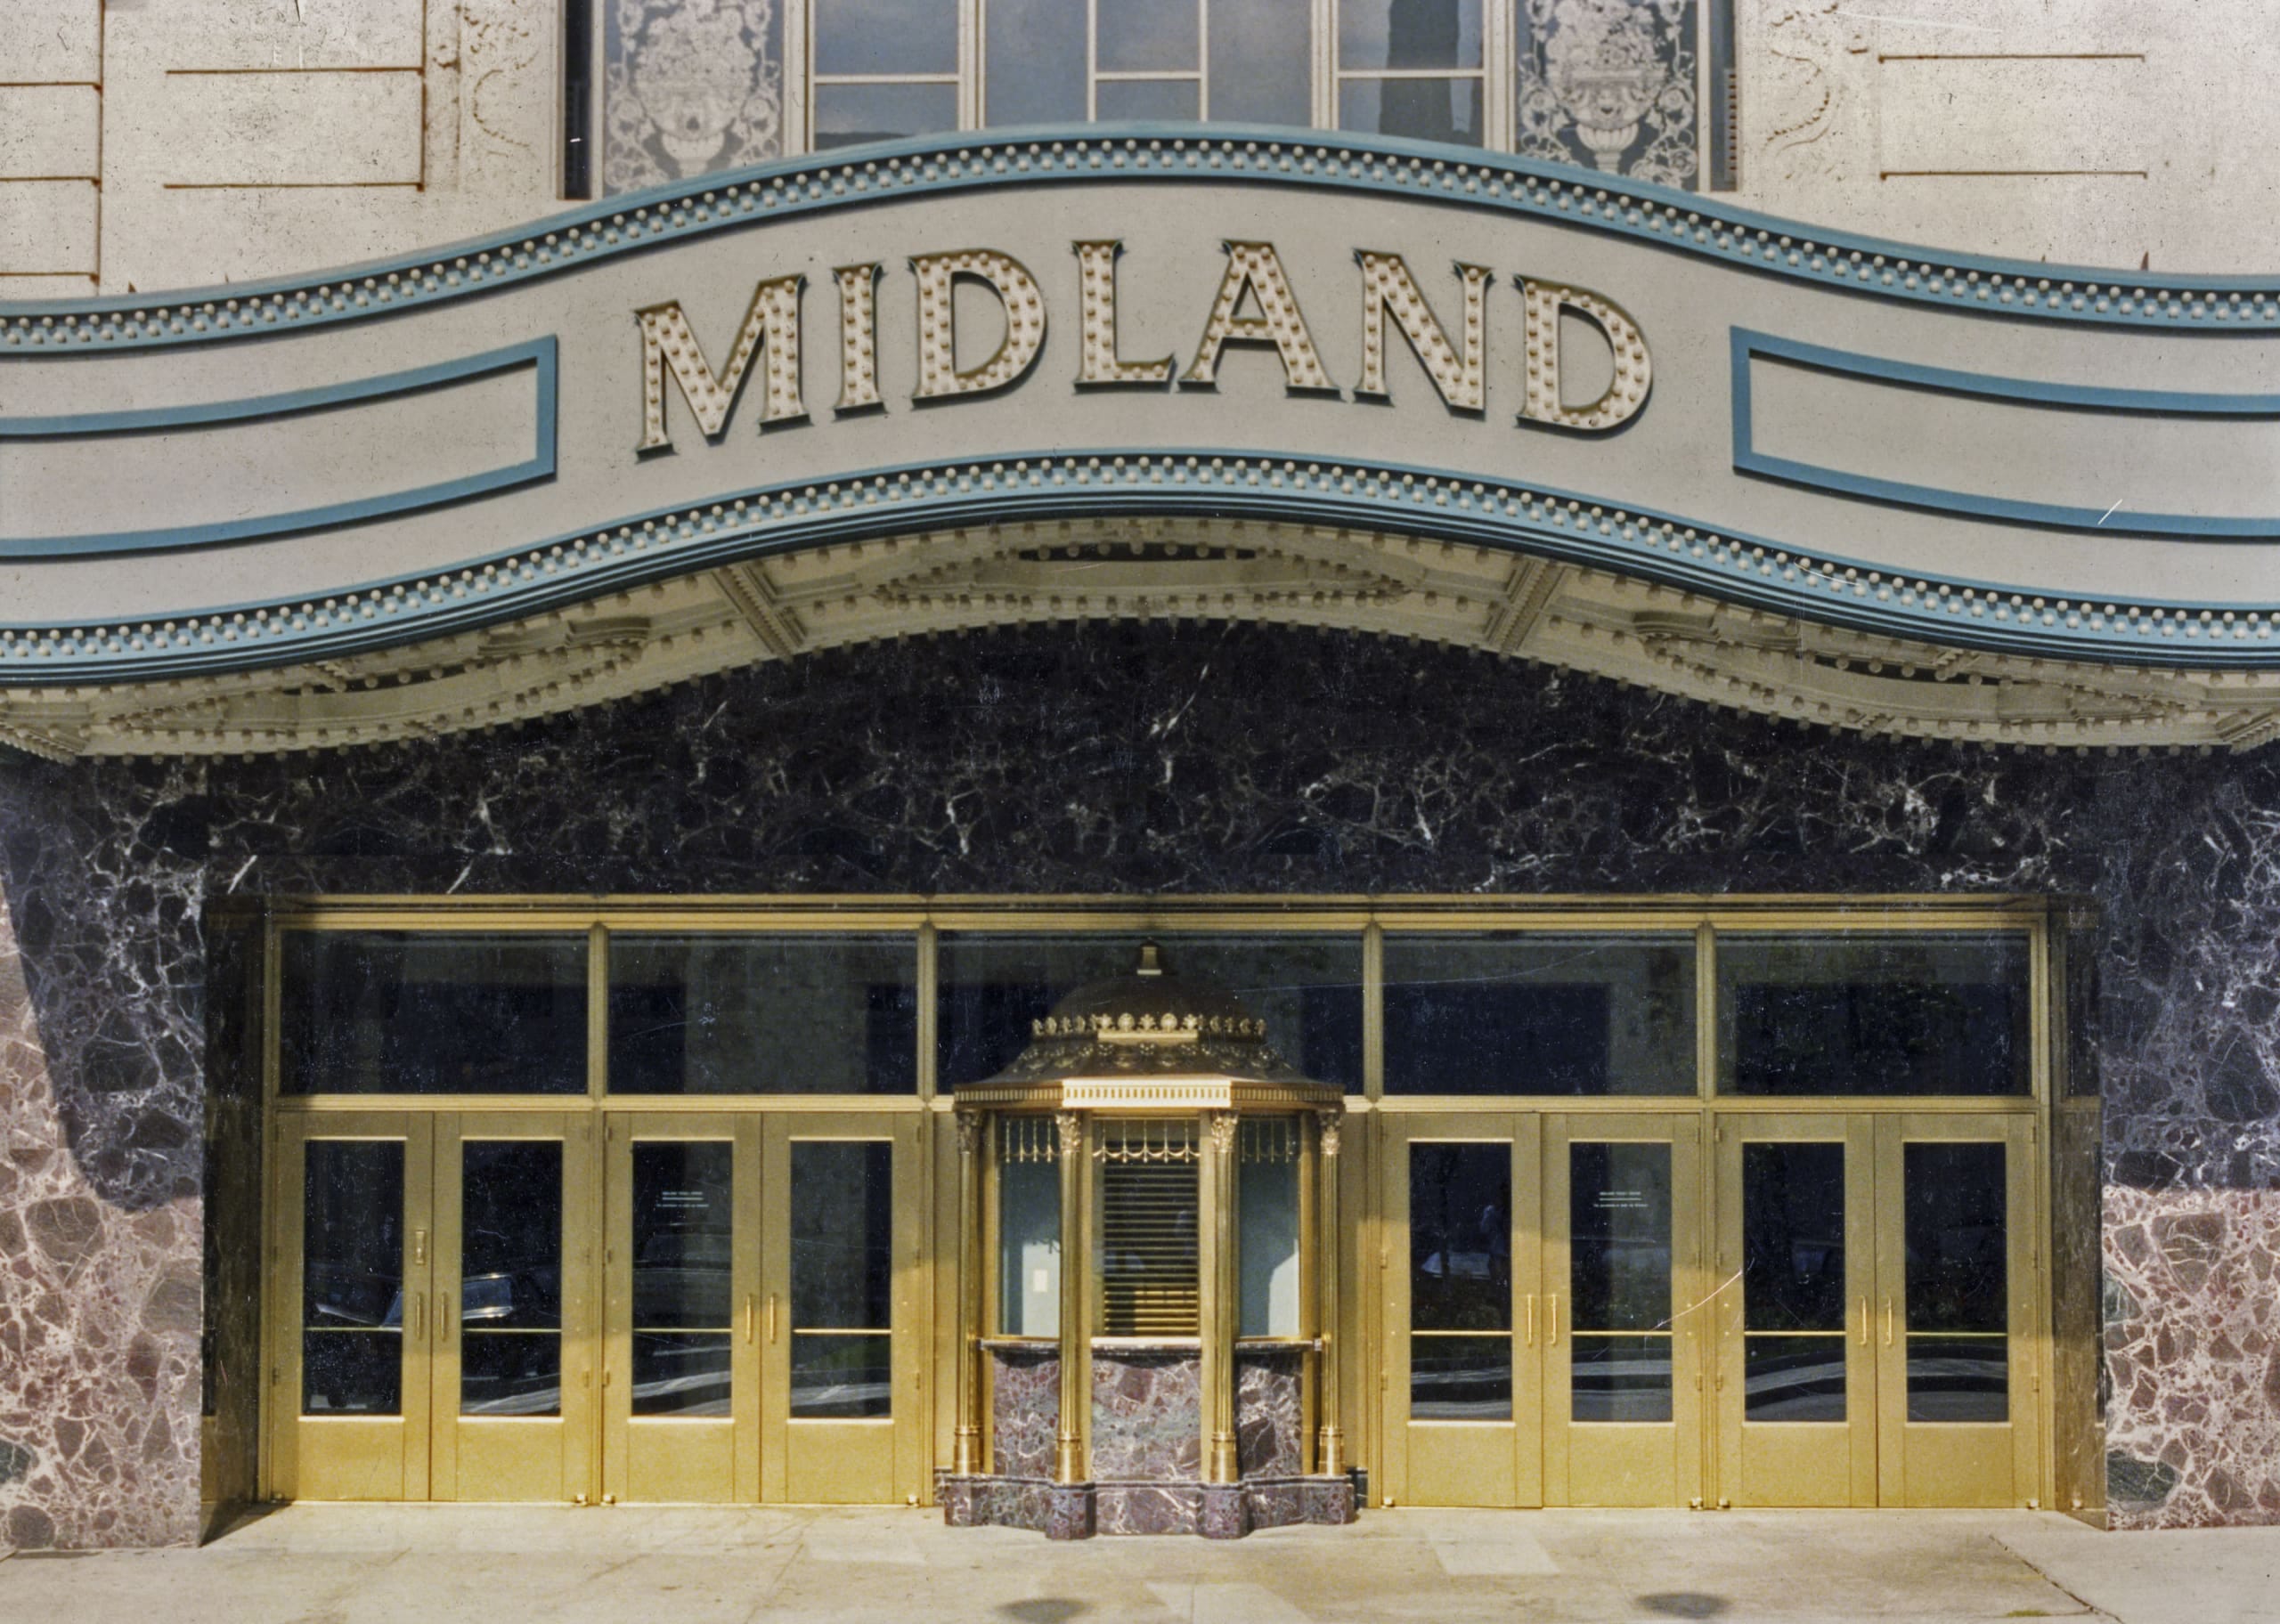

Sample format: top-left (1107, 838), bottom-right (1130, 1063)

top-left (1517, 278), bottom-right (1651, 432)
top-left (1074, 240), bottom-right (1173, 386)
top-left (634, 275), bottom-right (806, 451)
top-left (834, 263), bottom-right (884, 412)
top-left (1356, 251), bottom-right (1490, 412)
top-left (1182, 241), bottom-right (1334, 393)
top-left (911, 248), bottom-right (1048, 400)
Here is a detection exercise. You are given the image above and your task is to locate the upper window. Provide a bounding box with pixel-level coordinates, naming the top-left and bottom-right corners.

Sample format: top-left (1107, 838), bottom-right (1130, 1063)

top-left (579, 1), bottom-right (1718, 195)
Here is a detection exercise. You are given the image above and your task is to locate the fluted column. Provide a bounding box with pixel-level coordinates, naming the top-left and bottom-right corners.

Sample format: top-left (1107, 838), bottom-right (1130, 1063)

top-left (951, 1110), bottom-right (983, 1475)
top-left (1315, 1107), bottom-right (1347, 1477)
top-left (1201, 1110), bottom-right (1241, 1484)
top-left (1054, 1110), bottom-right (1088, 1483)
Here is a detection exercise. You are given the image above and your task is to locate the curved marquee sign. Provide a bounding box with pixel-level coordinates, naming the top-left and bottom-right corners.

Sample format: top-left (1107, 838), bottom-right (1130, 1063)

top-left (4, 127), bottom-right (2280, 750)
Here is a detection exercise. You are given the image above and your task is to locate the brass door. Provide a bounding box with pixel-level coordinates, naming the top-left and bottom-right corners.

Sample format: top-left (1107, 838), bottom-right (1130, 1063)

top-left (1714, 1114), bottom-right (1877, 1507)
top-left (1381, 1113), bottom-right (1543, 1508)
top-left (429, 1112), bottom-right (598, 1502)
top-left (1543, 1113), bottom-right (1703, 1507)
top-left (604, 1113), bottom-right (762, 1503)
top-left (272, 1114), bottom-right (435, 1501)
top-left (1872, 1115), bottom-right (2039, 1508)
top-left (760, 1113), bottom-right (924, 1504)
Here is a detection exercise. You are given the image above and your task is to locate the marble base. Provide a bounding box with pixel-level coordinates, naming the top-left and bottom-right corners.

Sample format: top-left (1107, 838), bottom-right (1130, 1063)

top-left (936, 1471), bottom-right (1356, 1539)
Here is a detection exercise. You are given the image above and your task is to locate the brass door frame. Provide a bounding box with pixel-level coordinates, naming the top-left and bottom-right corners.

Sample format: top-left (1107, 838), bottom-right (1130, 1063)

top-left (1712, 1112), bottom-right (1878, 1508)
top-left (601, 1111), bottom-right (761, 1505)
top-left (1380, 1111), bottom-right (1543, 1509)
top-left (269, 1112), bottom-right (435, 1503)
top-left (1543, 1111), bottom-right (1704, 1508)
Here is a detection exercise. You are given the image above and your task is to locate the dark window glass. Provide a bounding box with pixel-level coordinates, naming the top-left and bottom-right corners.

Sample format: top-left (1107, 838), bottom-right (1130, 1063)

top-left (791, 1140), bottom-right (892, 1417)
top-left (631, 1141), bottom-right (735, 1417)
top-left (938, 934), bottom-right (1363, 1092)
top-left (1904, 1141), bottom-right (2008, 1423)
top-left (984, 0), bottom-right (1087, 125)
top-left (1410, 1141), bottom-right (1511, 1419)
top-left (814, 0), bottom-right (957, 74)
top-left (303, 1140), bottom-right (403, 1415)
top-left (1383, 935), bottom-right (1694, 1096)
top-left (1569, 1141), bottom-right (1673, 1422)
top-left (1740, 1141), bottom-right (1846, 1422)
top-left (1719, 934), bottom-right (2030, 1097)
top-left (608, 935), bottom-right (917, 1095)
top-left (460, 1141), bottom-right (563, 1417)
top-left (1339, 0), bottom-right (1483, 69)
top-left (1338, 77), bottom-right (1483, 144)
top-left (281, 933), bottom-right (586, 1096)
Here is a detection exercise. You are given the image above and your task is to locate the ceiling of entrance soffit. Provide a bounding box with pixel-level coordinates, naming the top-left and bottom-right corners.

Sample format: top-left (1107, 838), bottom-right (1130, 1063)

top-left (5, 517), bottom-right (2275, 759)
top-left (10, 128), bottom-right (2280, 759)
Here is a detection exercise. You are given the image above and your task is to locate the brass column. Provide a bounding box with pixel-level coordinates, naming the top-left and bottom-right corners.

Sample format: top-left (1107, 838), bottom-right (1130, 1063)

top-left (1202, 1111), bottom-right (1241, 1484)
top-left (1054, 1110), bottom-right (1088, 1483)
top-left (952, 1110), bottom-right (983, 1476)
top-left (1315, 1108), bottom-right (1347, 1477)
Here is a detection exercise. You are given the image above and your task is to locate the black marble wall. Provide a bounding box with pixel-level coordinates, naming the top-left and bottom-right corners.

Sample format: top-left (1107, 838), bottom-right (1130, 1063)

top-left (0, 621), bottom-right (2275, 1541)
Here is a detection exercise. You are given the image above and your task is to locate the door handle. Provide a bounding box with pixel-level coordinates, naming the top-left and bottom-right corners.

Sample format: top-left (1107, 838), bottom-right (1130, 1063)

top-left (1882, 1298), bottom-right (1893, 1347)
top-left (1548, 1294), bottom-right (1559, 1347)
top-left (410, 1292), bottom-right (425, 1341)
top-left (1859, 1297), bottom-right (1869, 1348)
top-left (1525, 1294), bottom-right (1535, 1348)
top-left (413, 1229), bottom-right (428, 1267)
top-left (768, 1294), bottom-right (780, 1344)
top-left (745, 1295), bottom-right (757, 1345)
top-left (439, 1295), bottom-right (453, 1347)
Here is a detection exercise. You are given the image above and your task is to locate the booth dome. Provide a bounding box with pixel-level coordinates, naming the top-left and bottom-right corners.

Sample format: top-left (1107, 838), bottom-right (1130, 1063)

top-left (973, 941), bottom-right (1324, 1092)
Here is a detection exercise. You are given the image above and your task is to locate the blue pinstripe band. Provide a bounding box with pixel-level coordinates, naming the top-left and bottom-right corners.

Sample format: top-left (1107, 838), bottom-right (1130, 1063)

top-left (3, 126), bottom-right (2279, 356)
top-left (4, 451), bottom-right (2276, 685)
top-left (0, 338), bottom-right (558, 557)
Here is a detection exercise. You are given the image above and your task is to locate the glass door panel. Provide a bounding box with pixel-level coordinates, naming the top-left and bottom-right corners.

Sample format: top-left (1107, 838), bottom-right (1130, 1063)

top-left (605, 1115), bottom-right (761, 1504)
top-left (430, 1113), bottom-right (597, 1502)
top-left (1714, 1115), bottom-right (1877, 1506)
top-left (1544, 1116), bottom-right (1701, 1506)
top-left (1874, 1116), bottom-right (2037, 1506)
top-left (273, 1115), bottom-right (433, 1500)
top-left (1380, 1113), bottom-right (1541, 1508)
top-left (761, 1115), bottom-right (919, 1504)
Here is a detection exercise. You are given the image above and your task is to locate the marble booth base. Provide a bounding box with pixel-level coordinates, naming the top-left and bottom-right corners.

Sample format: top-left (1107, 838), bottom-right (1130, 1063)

top-left (935, 1471), bottom-right (1357, 1539)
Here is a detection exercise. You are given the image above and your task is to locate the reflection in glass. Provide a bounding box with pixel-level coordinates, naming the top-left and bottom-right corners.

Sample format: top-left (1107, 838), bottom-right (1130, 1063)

top-left (609, 935), bottom-right (918, 1095)
top-left (813, 0), bottom-right (957, 75)
top-left (792, 1141), bottom-right (892, 1417)
top-left (281, 933), bottom-right (586, 1095)
top-left (813, 83), bottom-right (958, 150)
top-left (1719, 934), bottom-right (2030, 1096)
top-left (1741, 1141), bottom-right (1846, 1421)
top-left (1569, 1142), bottom-right (1672, 1422)
top-left (1411, 1142), bottom-right (1511, 1418)
top-left (1339, 0), bottom-right (1483, 69)
top-left (1098, 0), bottom-right (1199, 72)
top-left (1383, 935), bottom-right (1695, 1095)
top-left (1212, 0), bottom-right (1314, 125)
top-left (984, 0), bottom-right (1087, 126)
top-left (998, 1117), bottom-right (1060, 1337)
top-left (1905, 1142), bottom-right (2008, 1422)
top-left (460, 1141), bottom-right (563, 1416)
top-left (939, 935), bottom-right (1363, 1092)
top-left (1096, 79), bottom-right (1202, 122)
top-left (1239, 1119), bottom-right (1302, 1337)
top-left (303, 1140), bottom-right (404, 1415)
top-left (1339, 77), bottom-right (1483, 144)
top-left (631, 1141), bottom-right (735, 1417)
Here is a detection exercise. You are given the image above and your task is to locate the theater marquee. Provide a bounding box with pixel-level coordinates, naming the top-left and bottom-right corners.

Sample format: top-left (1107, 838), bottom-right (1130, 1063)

top-left (2, 128), bottom-right (2277, 754)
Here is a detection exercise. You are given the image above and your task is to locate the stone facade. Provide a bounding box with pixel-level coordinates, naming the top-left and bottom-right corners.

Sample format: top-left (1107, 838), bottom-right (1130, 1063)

top-left (0, 621), bottom-right (2274, 1542)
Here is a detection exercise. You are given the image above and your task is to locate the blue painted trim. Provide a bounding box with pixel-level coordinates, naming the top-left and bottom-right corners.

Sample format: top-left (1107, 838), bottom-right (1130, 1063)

top-left (4, 126), bottom-right (2277, 357)
top-left (4, 449), bottom-right (2277, 685)
top-left (0, 338), bottom-right (558, 557)
top-left (1730, 329), bottom-right (2280, 540)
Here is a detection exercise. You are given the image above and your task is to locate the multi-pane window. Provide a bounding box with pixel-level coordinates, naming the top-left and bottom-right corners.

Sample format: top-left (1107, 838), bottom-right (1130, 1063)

top-left (582, 1), bottom-right (1720, 195)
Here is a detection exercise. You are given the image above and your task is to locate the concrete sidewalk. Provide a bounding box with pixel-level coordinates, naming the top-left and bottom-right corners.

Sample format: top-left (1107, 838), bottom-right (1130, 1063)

top-left (2, 1504), bottom-right (2275, 1624)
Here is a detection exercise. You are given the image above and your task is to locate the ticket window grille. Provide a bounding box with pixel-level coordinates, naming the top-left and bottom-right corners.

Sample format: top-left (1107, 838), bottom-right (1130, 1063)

top-left (1096, 1120), bottom-right (1201, 1336)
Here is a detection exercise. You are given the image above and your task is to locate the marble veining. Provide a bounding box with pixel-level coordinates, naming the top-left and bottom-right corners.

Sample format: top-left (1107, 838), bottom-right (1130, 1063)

top-left (1235, 1347), bottom-right (1305, 1479)
top-left (1089, 1350), bottom-right (1201, 1482)
top-left (0, 622), bottom-right (2276, 1539)
top-left (988, 1347), bottom-right (1059, 1481)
